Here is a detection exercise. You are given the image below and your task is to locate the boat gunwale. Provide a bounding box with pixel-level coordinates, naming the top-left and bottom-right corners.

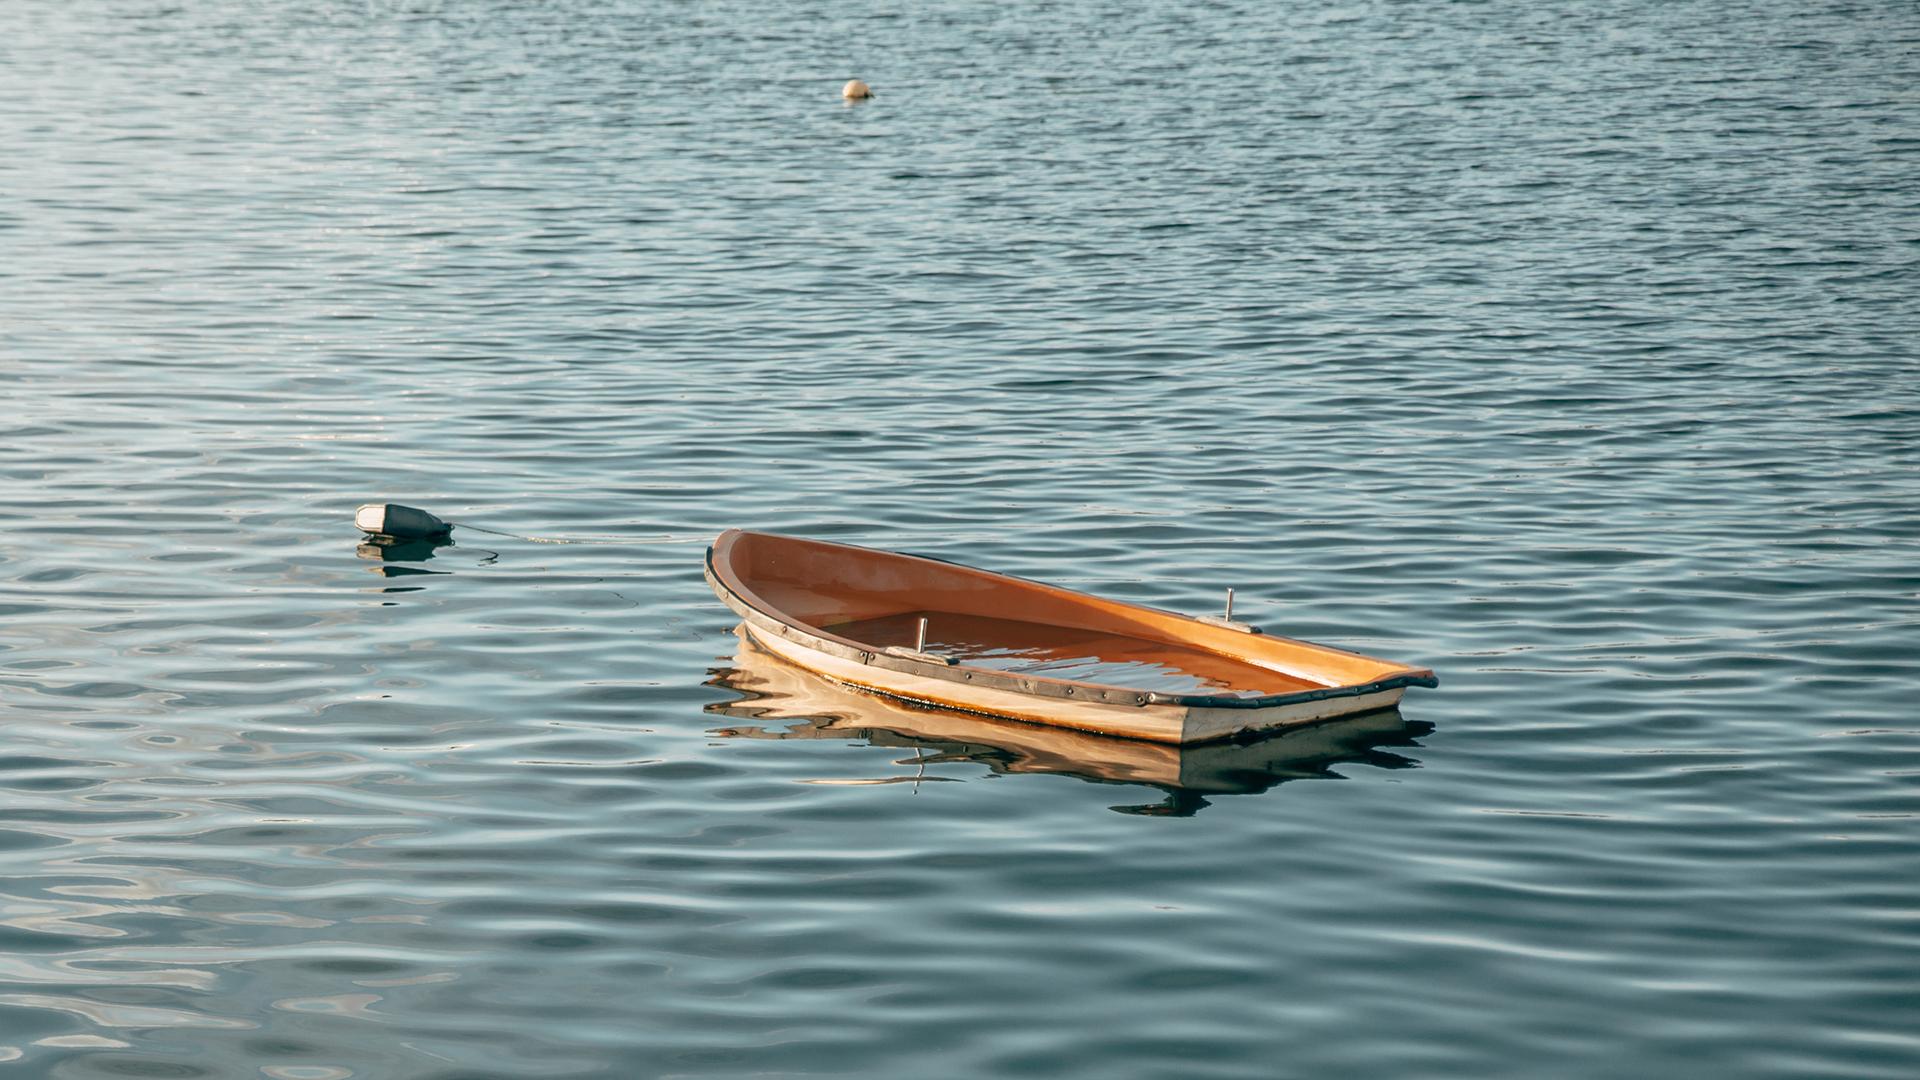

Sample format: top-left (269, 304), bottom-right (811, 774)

top-left (705, 530), bottom-right (1438, 712)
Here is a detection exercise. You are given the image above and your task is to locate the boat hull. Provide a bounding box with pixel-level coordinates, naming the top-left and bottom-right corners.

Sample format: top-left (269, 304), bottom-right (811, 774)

top-left (736, 619), bottom-right (1408, 744)
top-left (708, 625), bottom-right (1425, 805)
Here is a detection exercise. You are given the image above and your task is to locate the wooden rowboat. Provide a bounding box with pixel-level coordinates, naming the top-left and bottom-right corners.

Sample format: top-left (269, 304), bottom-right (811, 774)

top-left (704, 529), bottom-right (1437, 745)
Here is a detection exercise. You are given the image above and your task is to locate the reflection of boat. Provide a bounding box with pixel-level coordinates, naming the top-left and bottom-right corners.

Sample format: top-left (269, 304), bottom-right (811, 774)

top-left (705, 529), bottom-right (1436, 744)
top-left (707, 627), bottom-right (1432, 815)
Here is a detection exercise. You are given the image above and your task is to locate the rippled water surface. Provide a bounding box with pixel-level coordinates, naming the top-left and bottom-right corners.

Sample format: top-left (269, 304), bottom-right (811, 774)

top-left (5, 1), bottom-right (1919, 1076)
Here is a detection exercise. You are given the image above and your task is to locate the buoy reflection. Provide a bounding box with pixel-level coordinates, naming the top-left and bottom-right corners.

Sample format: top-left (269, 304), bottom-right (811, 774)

top-left (355, 534), bottom-right (454, 577)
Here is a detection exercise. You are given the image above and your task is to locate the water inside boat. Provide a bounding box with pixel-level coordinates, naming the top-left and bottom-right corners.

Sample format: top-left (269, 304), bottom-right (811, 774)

top-left (820, 610), bottom-right (1326, 697)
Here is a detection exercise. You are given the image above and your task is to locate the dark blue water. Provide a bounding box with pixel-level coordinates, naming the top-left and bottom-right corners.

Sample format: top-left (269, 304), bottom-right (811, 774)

top-left (4, 1), bottom-right (1918, 1076)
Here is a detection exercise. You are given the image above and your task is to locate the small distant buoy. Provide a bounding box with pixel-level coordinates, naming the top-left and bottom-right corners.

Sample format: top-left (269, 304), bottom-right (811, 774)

top-left (355, 503), bottom-right (453, 541)
top-left (350, 501), bottom-right (703, 548)
top-left (842, 79), bottom-right (872, 100)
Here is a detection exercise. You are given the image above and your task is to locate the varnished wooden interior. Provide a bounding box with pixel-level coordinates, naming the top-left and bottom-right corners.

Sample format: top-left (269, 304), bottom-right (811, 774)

top-left (710, 530), bottom-right (1429, 695)
top-left (822, 610), bottom-right (1324, 695)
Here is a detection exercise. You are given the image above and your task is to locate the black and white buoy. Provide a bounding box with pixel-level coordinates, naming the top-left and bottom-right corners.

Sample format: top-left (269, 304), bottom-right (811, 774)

top-left (351, 502), bottom-right (700, 548)
top-left (354, 503), bottom-right (454, 541)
